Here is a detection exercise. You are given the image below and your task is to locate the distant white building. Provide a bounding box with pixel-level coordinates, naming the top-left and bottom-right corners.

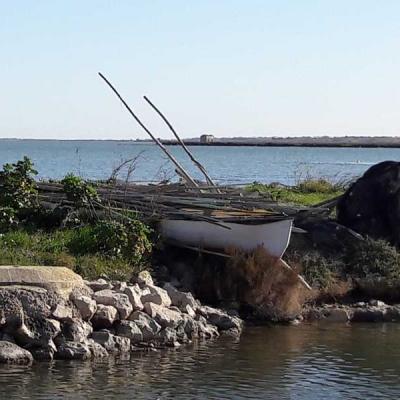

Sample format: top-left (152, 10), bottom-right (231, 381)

top-left (200, 134), bottom-right (215, 144)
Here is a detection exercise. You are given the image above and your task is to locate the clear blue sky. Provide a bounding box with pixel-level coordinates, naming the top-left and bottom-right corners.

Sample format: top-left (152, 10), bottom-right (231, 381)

top-left (1, 1), bottom-right (399, 139)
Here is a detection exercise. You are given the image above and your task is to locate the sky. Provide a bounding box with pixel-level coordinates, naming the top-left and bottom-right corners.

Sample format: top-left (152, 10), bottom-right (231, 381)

top-left (1, 1), bottom-right (400, 140)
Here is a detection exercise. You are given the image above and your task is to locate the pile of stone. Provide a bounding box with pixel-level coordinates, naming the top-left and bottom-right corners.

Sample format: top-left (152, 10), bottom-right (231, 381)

top-left (0, 270), bottom-right (242, 365)
top-left (302, 299), bottom-right (400, 323)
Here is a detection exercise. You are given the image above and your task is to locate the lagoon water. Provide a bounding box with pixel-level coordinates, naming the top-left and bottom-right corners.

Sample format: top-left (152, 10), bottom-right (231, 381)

top-left (1, 324), bottom-right (400, 399)
top-left (2, 139), bottom-right (400, 184)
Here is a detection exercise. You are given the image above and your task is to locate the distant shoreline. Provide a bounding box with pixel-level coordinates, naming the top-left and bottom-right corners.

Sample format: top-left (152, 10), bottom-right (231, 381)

top-left (2, 137), bottom-right (400, 148)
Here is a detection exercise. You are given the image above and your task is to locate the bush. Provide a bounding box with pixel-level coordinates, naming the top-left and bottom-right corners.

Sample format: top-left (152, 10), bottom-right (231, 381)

top-left (0, 156), bottom-right (38, 211)
top-left (61, 174), bottom-right (99, 207)
top-left (67, 220), bottom-right (152, 264)
top-left (296, 178), bottom-right (340, 194)
top-left (345, 238), bottom-right (400, 283)
top-left (293, 251), bottom-right (343, 289)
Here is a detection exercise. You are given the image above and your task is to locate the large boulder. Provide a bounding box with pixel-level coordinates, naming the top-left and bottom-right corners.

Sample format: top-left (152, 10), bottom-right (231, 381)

top-left (337, 161), bottom-right (400, 245)
top-left (0, 266), bottom-right (86, 299)
top-left (0, 341), bottom-right (33, 365)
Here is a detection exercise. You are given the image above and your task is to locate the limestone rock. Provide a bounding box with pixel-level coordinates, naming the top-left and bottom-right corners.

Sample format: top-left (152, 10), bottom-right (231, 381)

top-left (351, 307), bottom-right (386, 322)
top-left (325, 308), bottom-right (350, 323)
top-left (71, 294), bottom-right (97, 321)
top-left (155, 327), bottom-right (177, 346)
top-left (91, 331), bottom-right (130, 353)
top-left (0, 341), bottom-right (33, 365)
top-left (86, 339), bottom-right (109, 358)
top-left (115, 321), bottom-right (143, 343)
top-left (143, 302), bottom-right (182, 329)
top-left (141, 285), bottom-right (171, 307)
top-left (56, 341), bottom-right (91, 360)
top-left (0, 266), bottom-right (86, 299)
top-left (85, 278), bottom-right (112, 292)
top-left (94, 290), bottom-right (133, 320)
top-left (129, 311), bottom-right (161, 341)
top-left (196, 316), bottom-right (219, 338)
top-left (198, 306), bottom-right (242, 331)
top-left (135, 270), bottom-right (154, 287)
top-left (31, 347), bottom-right (55, 361)
top-left (124, 285), bottom-right (143, 311)
top-left (62, 319), bottom-right (93, 343)
top-left (51, 304), bottom-right (73, 322)
top-left (164, 283), bottom-right (198, 310)
top-left (112, 281), bottom-right (127, 292)
top-left (91, 304), bottom-right (118, 329)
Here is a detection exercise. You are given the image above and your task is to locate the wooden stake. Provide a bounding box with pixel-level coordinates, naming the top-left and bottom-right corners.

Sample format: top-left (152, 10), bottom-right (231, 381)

top-left (143, 95), bottom-right (220, 192)
top-left (98, 72), bottom-right (199, 189)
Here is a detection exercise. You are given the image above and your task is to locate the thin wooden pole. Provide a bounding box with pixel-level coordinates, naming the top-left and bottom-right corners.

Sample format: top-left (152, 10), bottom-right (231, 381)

top-left (143, 95), bottom-right (220, 191)
top-left (98, 72), bottom-right (199, 189)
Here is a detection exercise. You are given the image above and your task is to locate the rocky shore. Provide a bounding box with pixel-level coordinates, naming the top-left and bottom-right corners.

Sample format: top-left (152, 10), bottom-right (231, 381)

top-left (0, 270), bottom-right (242, 365)
top-left (302, 300), bottom-right (400, 323)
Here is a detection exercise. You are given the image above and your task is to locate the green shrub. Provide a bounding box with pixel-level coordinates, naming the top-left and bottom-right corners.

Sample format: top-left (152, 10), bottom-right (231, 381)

top-left (345, 238), bottom-right (400, 283)
top-left (0, 156), bottom-right (38, 211)
top-left (296, 251), bottom-right (343, 289)
top-left (61, 174), bottom-right (99, 207)
top-left (296, 178), bottom-right (340, 194)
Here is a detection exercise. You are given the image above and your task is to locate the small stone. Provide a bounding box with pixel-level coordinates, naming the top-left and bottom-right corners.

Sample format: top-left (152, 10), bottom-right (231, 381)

top-left (91, 304), bottom-right (118, 329)
top-left (115, 321), bottom-right (143, 343)
top-left (124, 285), bottom-right (144, 311)
top-left (369, 299), bottom-right (386, 307)
top-left (85, 278), bottom-right (112, 292)
top-left (71, 295), bottom-right (97, 321)
top-left (56, 341), bottom-right (91, 360)
top-left (141, 285), bottom-right (171, 307)
top-left (94, 290), bottom-right (133, 320)
top-left (135, 270), bottom-right (154, 286)
top-left (143, 302), bottom-right (183, 329)
top-left (112, 281), bottom-right (127, 292)
top-left (0, 341), bottom-right (33, 365)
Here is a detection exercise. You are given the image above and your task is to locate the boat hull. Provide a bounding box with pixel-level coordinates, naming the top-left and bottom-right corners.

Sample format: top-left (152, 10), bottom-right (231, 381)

top-left (160, 218), bottom-right (293, 258)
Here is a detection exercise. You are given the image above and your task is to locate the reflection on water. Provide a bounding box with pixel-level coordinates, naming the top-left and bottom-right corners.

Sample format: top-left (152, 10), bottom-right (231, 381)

top-left (1, 324), bottom-right (400, 399)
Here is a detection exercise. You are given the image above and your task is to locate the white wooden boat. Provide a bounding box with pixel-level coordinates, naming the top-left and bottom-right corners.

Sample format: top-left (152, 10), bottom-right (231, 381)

top-left (160, 217), bottom-right (293, 258)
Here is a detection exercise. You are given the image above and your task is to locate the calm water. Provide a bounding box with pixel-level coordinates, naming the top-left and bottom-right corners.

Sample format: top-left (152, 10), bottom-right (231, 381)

top-left (1, 324), bottom-right (400, 399)
top-left (2, 139), bottom-right (400, 184)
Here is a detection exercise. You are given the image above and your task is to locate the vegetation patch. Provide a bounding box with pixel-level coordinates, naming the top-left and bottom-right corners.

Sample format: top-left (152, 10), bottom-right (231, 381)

top-left (0, 158), bottom-right (153, 280)
top-left (246, 178), bottom-right (345, 206)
